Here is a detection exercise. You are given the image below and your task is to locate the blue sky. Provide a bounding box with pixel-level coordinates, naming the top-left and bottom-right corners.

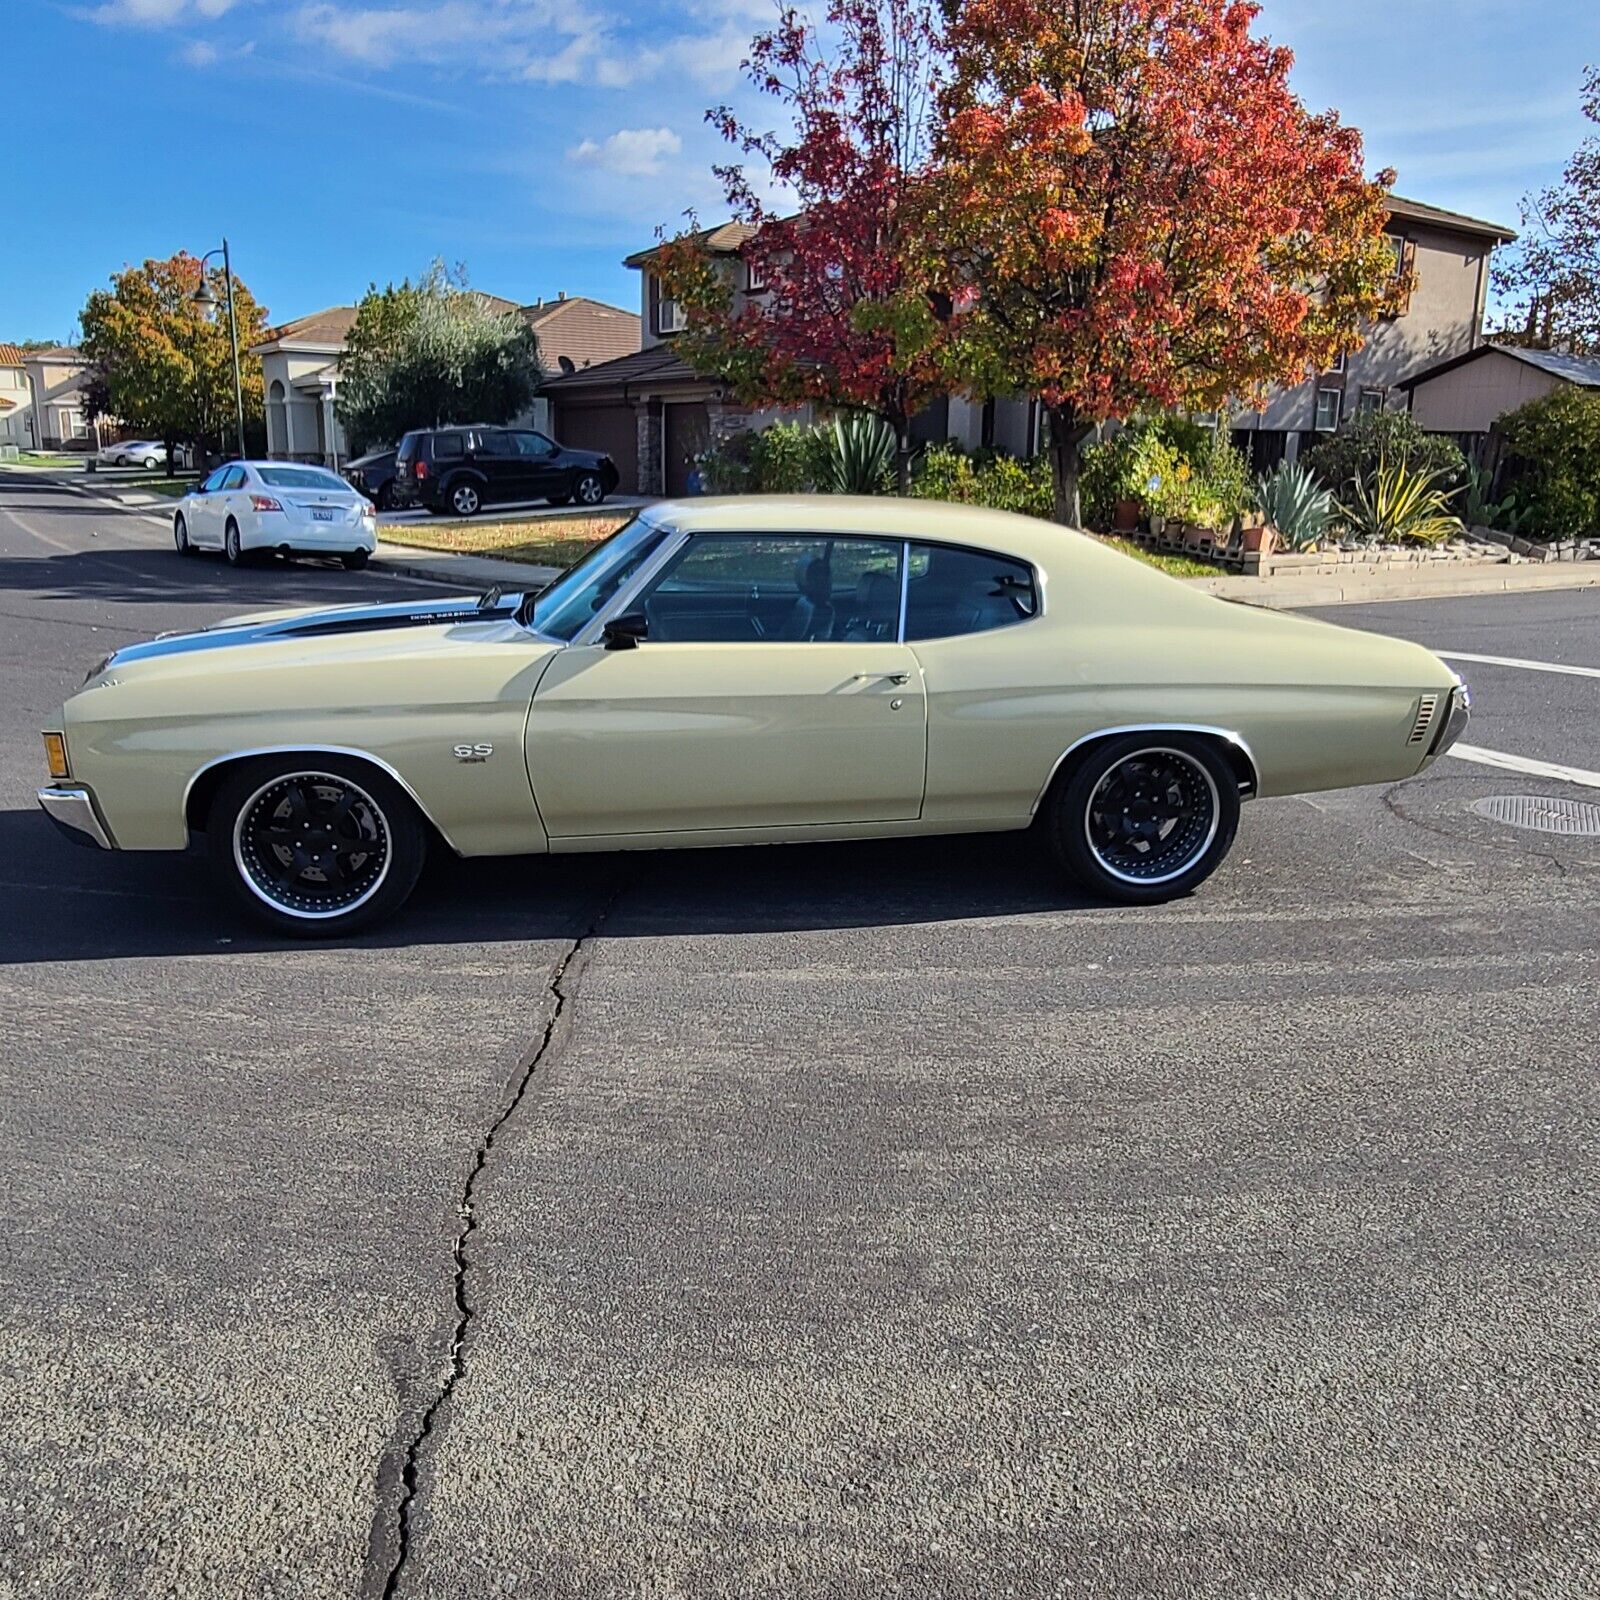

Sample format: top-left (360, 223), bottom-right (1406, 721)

top-left (3, 0), bottom-right (1595, 341)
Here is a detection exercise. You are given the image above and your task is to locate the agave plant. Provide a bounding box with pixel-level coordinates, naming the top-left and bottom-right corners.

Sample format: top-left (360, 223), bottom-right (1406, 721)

top-left (1255, 459), bottom-right (1334, 551)
top-left (1341, 456), bottom-right (1464, 547)
top-left (827, 412), bottom-right (897, 495)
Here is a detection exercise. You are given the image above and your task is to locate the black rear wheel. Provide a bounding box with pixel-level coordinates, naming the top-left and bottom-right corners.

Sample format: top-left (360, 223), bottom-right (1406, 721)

top-left (449, 480), bottom-right (482, 517)
top-left (341, 550), bottom-right (370, 570)
top-left (206, 756), bottom-right (427, 937)
top-left (1046, 733), bottom-right (1239, 904)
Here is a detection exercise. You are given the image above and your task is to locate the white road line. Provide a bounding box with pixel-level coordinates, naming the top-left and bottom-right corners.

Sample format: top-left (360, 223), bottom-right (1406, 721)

top-left (1437, 650), bottom-right (1600, 680)
top-left (1446, 744), bottom-right (1600, 790)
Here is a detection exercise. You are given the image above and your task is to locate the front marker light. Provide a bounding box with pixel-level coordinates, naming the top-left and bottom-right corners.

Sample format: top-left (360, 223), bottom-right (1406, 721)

top-left (43, 731), bottom-right (69, 779)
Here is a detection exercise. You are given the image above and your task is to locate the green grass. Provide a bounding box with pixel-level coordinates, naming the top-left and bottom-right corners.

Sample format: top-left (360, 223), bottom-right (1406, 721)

top-left (379, 513), bottom-right (629, 570)
top-left (1096, 534), bottom-right (1221, 579)
top-left (3, 452), bottom-right (84, 470)
top-left (124, 475), bottom-right (200, 499)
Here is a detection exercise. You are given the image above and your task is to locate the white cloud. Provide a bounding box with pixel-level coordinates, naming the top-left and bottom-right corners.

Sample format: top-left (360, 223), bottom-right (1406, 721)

top-left (178, 35), bottom-right (255, 65)
top-left (567, 126), bottom-right (682, 177)
top-left (87, 0), bottom-right (236, 22)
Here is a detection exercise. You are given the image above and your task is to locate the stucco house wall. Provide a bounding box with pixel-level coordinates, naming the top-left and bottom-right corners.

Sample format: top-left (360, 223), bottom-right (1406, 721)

top-left (1407, 350), bottom-right (1569, 434)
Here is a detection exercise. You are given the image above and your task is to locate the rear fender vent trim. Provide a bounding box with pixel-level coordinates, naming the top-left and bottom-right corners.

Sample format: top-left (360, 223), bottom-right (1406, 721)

top-left (1408, 693), bottom-right (1441, 745)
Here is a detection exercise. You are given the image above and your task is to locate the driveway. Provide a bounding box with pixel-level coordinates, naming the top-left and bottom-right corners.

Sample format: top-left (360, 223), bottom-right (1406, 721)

top-left (2, 468), bottom-right (1597, 1599)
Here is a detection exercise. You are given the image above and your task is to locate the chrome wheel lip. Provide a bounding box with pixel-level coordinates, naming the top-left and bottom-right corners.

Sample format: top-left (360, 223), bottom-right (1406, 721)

top-left (1084, 746), bottom-right (1220, 886)
top-left (232, 770), bottom-right (392, 920)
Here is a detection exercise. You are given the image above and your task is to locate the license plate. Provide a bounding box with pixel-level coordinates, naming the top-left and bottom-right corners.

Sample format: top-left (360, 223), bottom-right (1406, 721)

top-left (312, 508), bottom-right (336, 521)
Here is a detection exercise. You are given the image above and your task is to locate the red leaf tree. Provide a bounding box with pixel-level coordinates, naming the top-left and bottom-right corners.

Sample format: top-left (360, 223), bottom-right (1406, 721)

top-left (653, 0), bottom-right (947, 487)
top-left (918, 0), bottom-right (1399, 523)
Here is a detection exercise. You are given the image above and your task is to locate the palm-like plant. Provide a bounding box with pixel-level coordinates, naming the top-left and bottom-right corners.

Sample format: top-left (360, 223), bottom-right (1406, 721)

top-left (827, 413), bottom-right (897, 495)
top-left (1341, 456), bottom-right (1464, 546)
top-left (1256, 459), bottom-right (1334, 550)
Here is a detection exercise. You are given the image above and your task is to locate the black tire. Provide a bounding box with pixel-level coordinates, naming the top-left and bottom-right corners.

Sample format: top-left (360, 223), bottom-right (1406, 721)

top-left (448, 480), bottom-right (482, 517)
top-left (545, 492), bottom-right (573, 507)
top-left (174, 513), bottom-right (196, 556)
top-left (341, 550), bottom-right (370, 570)
top-left (1045, 733), bottom-right (1239, 905)
top-left (143, 456), bottom-right (159, 470)
top-left (573, 471), bottom-right (605, 508)
top-left (375, 482), bottom-right (394, 510)
top-left (206, 756), bottom-right (426, 937)
top-left (224, 518), bottom-right (246, 567)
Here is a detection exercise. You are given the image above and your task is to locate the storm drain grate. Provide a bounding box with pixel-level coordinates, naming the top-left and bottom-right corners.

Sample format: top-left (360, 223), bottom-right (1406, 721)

top-left (1472, 795), bottom-right (1600, 836)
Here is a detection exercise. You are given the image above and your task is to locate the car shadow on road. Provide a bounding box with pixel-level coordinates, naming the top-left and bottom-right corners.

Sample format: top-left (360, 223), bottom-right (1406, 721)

top-left (0, 547), bottom-right (448, 607)
top-left (0, 808), bottom-right (1081, 965)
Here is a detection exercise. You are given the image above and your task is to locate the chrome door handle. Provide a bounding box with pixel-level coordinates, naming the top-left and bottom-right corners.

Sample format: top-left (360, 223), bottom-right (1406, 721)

top-left (855, 671), bottom-right (910, 685)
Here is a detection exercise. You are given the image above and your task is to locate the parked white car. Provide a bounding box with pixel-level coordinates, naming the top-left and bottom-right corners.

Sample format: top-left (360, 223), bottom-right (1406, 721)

top-left (173, 461), bottom-right (378, 568)
top-left (101, 440), bottom-right (168, 469)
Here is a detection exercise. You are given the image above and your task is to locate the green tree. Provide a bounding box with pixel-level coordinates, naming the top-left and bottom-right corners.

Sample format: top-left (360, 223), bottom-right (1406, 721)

top-left (1493, 67), bottom-right (1600, 353)
top-left (1496, 386), bottom-right (1600, 536)
top-left (337, 263), bottom-right (542, 453)
top-left (79, 253), bottom-right (268, 473)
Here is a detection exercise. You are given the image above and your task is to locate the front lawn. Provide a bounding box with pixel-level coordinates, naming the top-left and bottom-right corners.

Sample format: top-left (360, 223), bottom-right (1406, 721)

top-left (4, 452), bottom-right (84, 470)
top-left (1096, 535), bottom-right (1222, 579)
top-left (125, 475), bottom-right (200, 499)
top-left (380, 513), bottom-right (629, 571)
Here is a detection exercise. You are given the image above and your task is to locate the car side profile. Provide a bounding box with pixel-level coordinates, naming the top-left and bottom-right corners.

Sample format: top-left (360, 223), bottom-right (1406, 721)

top-left (173, 460), bottom-right (378, 568)
top-left (342, 447), bottom-right (398, 509)
top-left (38, 497), bottom-right (1468, 936)
top-left (393, 425), bottom-right (618, 517)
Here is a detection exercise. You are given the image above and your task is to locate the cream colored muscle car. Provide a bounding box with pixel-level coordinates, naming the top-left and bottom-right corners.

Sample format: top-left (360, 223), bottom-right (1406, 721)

top-left (38, 497), bottom-right (1469, 935)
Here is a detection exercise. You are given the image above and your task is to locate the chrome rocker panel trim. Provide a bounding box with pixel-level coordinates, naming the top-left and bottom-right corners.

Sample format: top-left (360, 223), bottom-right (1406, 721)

top-left (37, 785), bottom-right (115, 850)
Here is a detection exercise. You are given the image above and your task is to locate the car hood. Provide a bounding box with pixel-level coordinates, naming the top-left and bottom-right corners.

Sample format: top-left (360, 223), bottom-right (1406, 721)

top-left (96, 593), bottom-right (528, 674)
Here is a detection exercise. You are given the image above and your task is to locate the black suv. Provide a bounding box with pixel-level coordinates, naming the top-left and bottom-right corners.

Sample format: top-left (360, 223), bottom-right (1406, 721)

top-left (394, 426), bottom-right (619, 517)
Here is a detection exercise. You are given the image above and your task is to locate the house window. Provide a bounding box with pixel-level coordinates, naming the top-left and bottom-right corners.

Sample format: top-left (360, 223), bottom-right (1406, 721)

top-left (657, 294), bottom-right (688, 335)
top-left (745, 258), bottom-right (766, 293)
top-left (1313, 390), bottom-right (1342, 433)
top-left (1357, 388), bottom-right (1385, 415)
top-left (1329, 350), bottom-right (1347, 374)
top-left (1383, 234), bottom-right (1417, 317)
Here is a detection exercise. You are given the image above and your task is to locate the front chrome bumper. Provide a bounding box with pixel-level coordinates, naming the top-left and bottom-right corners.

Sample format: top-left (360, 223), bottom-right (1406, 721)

top-left (37, 785), bottom-right (114, 849)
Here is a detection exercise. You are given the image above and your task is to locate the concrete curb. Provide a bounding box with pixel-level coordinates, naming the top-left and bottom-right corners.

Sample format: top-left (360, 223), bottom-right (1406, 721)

top-left (1182, 563), bottom-right (1600, 609)
top-left (374, 541), bottom-right (560, 591)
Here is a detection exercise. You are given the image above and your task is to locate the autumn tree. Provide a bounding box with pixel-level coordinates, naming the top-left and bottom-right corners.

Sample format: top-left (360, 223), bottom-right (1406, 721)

top-left (79, 253), bottom-right (268, 473)
top-left (653, 0), bottom-right (948, 488)
top-left (1494, 66), bottom-right (1600, 354)
top-left (337, 262), bottom-right (542, 453)
top-left (918, 0), bottom-right (1399, 523)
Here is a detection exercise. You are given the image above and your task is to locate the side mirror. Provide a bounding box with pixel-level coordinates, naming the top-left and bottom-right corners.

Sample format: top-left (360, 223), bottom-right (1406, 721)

top-left (602, 612), bottom-right (648, 650)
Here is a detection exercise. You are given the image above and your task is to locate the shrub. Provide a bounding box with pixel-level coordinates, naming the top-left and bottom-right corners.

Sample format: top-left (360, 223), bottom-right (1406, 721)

top-left (1339, 458), bottom-right (1464, 546)
top-left (827, 413), bottom-right (897, 494)
top-left (1302, 410), bottom-right (1467, 496)
top-left (909, 443), bottom-right (1053, 518)
top-left (1079, 427), bottom-right (1181, 526)
top-left (752, 421), bottom-right (833, 493)
top-left (1495, 386), bottom-right (1600, 537)
top-left (1257, 459), bottom-right (1334, 550)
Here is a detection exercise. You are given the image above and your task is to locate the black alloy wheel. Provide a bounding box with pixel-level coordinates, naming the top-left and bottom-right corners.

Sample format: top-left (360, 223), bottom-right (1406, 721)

top-left (1047, 733), bottom-right (1239, 904)
top-left (574, 471), bottom-right (605, 506)
top-left (207, 757), bottom-right (426, 936)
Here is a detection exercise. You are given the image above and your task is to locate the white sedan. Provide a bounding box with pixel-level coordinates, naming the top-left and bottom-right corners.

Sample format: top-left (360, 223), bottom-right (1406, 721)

top-left (99, 440), bottom-right (168, 469)
top-left (173, 461), bottom-right (378, 568)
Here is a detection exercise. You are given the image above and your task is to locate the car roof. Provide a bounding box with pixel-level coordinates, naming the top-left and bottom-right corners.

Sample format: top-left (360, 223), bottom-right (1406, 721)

top-left (639, 494), bottom-right (1108, 572)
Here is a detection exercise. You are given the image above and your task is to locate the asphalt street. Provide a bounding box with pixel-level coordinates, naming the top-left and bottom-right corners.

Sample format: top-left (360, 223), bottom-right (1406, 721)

top-left (2, 468), bottom-right (1597, 1599)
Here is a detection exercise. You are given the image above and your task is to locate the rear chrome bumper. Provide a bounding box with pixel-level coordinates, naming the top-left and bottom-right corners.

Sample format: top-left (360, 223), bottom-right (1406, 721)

top-left (37, 785), bottom-right (114, 849)
top-left (1419, 683), bottom-right (1471, 771)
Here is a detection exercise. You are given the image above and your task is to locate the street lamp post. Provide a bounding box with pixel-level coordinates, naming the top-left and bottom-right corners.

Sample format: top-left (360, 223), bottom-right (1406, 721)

top-left (192, 238), bottom-right (247, 463)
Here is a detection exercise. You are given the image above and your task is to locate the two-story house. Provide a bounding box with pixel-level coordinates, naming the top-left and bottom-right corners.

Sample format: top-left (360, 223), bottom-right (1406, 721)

top-left (1231, 197), bottom-right (1515, 470)
top-left (0, 345), bottom-right (98, 452)
top-left (547, 196), bottom-right (1515, 496)
top-left (253, 293), bottom-right (641, 466)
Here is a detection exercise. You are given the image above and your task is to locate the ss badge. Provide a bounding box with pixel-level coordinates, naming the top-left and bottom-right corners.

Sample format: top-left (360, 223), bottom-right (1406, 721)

top-left (453, 742), bottom-right (494, 763)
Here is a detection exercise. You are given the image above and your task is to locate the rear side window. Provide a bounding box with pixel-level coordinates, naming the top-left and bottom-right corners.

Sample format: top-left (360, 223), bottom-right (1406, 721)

top-left (396, 432), bottom-right (420, 462)
top-left (904, 543), bottom-right (1037, 640)
top-left (432, 432), bottom-right (465, 459)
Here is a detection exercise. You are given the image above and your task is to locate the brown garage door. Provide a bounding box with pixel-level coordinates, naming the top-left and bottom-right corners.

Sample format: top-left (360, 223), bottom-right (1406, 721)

top-left (664, 402), bottom-right (710, 498)
top-left (551, 401), bottom-right (639, 494)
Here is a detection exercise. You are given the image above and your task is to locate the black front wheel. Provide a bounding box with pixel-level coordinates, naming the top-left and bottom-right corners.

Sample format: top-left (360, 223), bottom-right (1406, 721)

top-left (573, 471), bottom-right (606, 507)
top-left (1045, 733), bottom-right (1240, 904)
top-left (207, 757), bottom-right (426, 937)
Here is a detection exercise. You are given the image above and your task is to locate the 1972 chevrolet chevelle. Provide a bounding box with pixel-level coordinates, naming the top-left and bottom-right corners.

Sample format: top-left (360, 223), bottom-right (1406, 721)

top-left (38, 497), bottom-right (1469, 935)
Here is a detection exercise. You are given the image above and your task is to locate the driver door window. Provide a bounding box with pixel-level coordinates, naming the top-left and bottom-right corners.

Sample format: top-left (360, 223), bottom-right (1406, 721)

top-left (637, 534), bottom-right (903, 643)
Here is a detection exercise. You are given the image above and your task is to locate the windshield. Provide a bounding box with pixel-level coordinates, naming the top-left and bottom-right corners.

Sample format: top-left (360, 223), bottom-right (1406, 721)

top-left (257, 466), bottom-right (351, 492)
top-left (528, 517), bottom-right (668, 641)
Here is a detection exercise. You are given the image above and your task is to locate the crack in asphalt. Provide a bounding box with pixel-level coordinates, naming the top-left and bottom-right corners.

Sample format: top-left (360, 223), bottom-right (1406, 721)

top-left (378, 890), bottom-right (619, 1598)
